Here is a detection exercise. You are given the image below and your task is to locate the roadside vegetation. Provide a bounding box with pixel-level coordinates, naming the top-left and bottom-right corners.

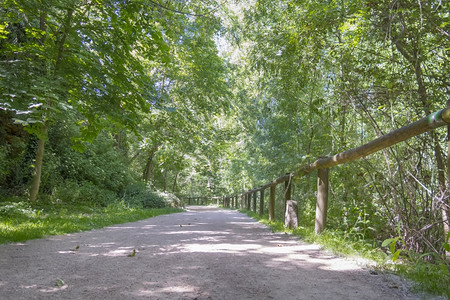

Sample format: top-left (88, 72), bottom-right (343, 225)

top-left (0, 195), bottom-right (183, 245)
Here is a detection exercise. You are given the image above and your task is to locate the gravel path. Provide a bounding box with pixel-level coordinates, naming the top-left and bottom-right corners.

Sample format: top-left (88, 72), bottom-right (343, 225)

top-left (0, 206), bottom-right (429, 299)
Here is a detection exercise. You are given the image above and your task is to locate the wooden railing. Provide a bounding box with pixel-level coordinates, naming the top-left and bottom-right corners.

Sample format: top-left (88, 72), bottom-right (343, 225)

top-left (218, 106), bottom-right (450, 236)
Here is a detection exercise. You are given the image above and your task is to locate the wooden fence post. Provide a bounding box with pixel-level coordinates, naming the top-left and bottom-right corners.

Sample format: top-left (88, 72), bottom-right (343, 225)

top-left (315, 168), bottom-right (329, 235)
top-left (246, 194), bottom-right (250, 210)
top-left (284, 174), bottom-right (292, 216)
top-left (269, 185), bottom-right (275, 221)
top-left (285, 174), bottom-right (292, 200)
top-left (253, 192), bottom-right (257, 212)
top-left (285, 200), bottom-right (298, 229)
top-left (260, 189), bottom-right (264, 215)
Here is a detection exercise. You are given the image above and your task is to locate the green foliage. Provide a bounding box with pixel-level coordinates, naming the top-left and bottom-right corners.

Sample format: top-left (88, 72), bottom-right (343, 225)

top-left (122, 182), bottom-right (167, 209)
top-left (155, 191), bottom-right (183, 208)
top-left (0, 200), bottom-right (39, 219)
top-left (0, 197), bottom-right (182, 244)
top-left (50, 180), bottom-right (116, 207)
top-left (381, 225), bottom-right (450, 298)
top-left (396, 259), bottom-right (450, 298)
top-left (0, 145), bottom-right (8, 182)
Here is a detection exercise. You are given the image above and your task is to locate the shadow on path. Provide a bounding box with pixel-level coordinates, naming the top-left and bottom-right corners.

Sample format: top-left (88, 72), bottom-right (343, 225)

top-left (0, 206), bottom-right (424, 299)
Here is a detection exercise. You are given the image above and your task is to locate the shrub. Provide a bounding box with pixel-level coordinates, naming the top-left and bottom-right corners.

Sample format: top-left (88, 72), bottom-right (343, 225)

top-left (121, 182), bottom-right (167, 208)
top-left (51, 180), bottom-right (117, 207)
top-left (155, 191), bottom-right (183, 208)
top-left (0, 200), bottom-right (39, 218)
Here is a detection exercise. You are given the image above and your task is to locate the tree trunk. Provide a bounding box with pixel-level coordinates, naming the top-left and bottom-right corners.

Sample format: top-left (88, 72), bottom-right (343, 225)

top-left (163, 169), bottom-right (168, 192)
top-left (29, 10), bottom-right (49, 202)
top-left (172, 172), bottom-right (178, 193)
top-left (29, 123), bottom-right (48, 202)
top-left (143, 145), bottom-right (158, 184)
top-left (114, 131), bottom-right (125, 150)
top-left (29, 7), bottom-right (73, 202)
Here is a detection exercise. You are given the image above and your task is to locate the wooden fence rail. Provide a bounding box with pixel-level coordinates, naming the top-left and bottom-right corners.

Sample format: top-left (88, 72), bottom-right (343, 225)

top-left (218, 106), bottom-right (450, 237)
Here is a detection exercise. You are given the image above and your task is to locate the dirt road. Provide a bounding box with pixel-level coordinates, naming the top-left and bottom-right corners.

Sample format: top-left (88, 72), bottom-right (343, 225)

top-left (0, 206), bottom-right (429, 299)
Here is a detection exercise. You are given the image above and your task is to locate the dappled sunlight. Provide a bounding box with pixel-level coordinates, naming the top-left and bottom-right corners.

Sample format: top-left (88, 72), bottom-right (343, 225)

top-left (87, 242), bottom-right (116, 248)
top-left (160, 230), bottom-right (231, 236)
top-left (105, 226), bottom-right (140, 231)
top-left (19, 284), bottom-right (38, 289)
top-left (57, 250), bottom-right (76, 254)
top-left (227, 221), bottom-right (260, 226)
top-left (142, 225), bottom-right (156, 229)
top-left (0, 208), bottom-right (412, 300)
top-left (181, 242), bottom-right (263, 254)
top-left (103, 246), bottom-right (135, 257)
top-left (39, 284), bottom-right (68, 293)
top-left (132, 284), bottom-right (200, 297)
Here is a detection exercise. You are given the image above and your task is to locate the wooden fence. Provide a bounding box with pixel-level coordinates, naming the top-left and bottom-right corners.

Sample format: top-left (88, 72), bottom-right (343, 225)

top-left (218, 106), bottom-right (450, 237)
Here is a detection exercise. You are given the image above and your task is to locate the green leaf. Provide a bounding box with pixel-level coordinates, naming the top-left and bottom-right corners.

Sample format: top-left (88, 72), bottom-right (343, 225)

top-left (381, 237), bottom-right (397, 248)
top-left (444, 242), bottom-right (450, 252)
top-left (392, 250), bottom-right (402, 262)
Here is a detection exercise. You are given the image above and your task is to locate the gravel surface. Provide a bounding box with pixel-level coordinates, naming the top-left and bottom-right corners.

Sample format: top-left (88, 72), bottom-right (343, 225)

top-left (0, 206), bottom-right (435, 299)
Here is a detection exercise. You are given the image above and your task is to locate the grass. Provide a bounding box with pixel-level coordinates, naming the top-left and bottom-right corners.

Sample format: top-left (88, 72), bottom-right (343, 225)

top-left (0, 199), bottom-right (183, 244)
top-left (238, 209), bottom-right (450, 299)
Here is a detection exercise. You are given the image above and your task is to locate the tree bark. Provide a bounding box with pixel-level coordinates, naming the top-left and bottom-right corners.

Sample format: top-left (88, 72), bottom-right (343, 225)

top-left (163, 169), bottom-right (168, 192)
top-left (259, 189), bottom-right (264, 215)
top-left (143, 145), bottom-right (159, 184)
top-left (269, 185), bottom-right (275, 221)
top-left (315, 168), bottom-right (329, 235)
top-left (29, 123), bottom-right (48, 202)
top-left (29, 7), bottom-right (73, 202)
top-left (172, 172), bottom-right (178, 193)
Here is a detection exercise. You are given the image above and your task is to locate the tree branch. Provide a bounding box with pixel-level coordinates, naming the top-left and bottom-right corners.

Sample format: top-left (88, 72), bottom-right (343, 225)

top-left (147, 0), bottom-right (220, 18)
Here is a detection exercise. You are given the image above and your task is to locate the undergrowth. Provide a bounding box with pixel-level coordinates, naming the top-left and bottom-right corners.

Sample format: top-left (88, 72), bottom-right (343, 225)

top-left (238, 209), bottom-right (450, 299)
top-left (0, 198), bottom-right (182, 244)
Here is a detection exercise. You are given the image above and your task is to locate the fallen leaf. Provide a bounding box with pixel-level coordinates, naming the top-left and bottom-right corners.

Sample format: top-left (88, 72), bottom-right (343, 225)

top-left (55, 278), bottom-right (65, 287)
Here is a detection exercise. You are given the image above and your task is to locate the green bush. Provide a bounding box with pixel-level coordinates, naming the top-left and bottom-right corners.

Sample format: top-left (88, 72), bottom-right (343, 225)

top-left (51, 180), bottom-right (117, 207)
top-left (155, 191), bottom-right (183, 208)
top-left (48, 127), bottom-right (135, 194)
top-left (0, 200), bottom-right (39, 218)
top-left (0, 139), bottom-right (29, 194)
top-left (122, 182), bottom-right (167, 208)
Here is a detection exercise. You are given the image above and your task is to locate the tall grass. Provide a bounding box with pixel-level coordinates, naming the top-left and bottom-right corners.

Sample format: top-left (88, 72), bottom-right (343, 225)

top-left (0, 199), bottom-right (182, 244)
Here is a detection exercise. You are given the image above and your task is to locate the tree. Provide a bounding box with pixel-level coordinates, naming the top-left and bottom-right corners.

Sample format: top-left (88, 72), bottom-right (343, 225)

top-left (0, 0), bottom-right (169, 200)
top-left (218, 0), bottom-right (449, 254)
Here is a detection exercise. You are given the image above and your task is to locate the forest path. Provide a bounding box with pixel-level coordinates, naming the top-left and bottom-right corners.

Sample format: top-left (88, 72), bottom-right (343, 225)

top-left (0, 206), bottom-right (424, 299)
